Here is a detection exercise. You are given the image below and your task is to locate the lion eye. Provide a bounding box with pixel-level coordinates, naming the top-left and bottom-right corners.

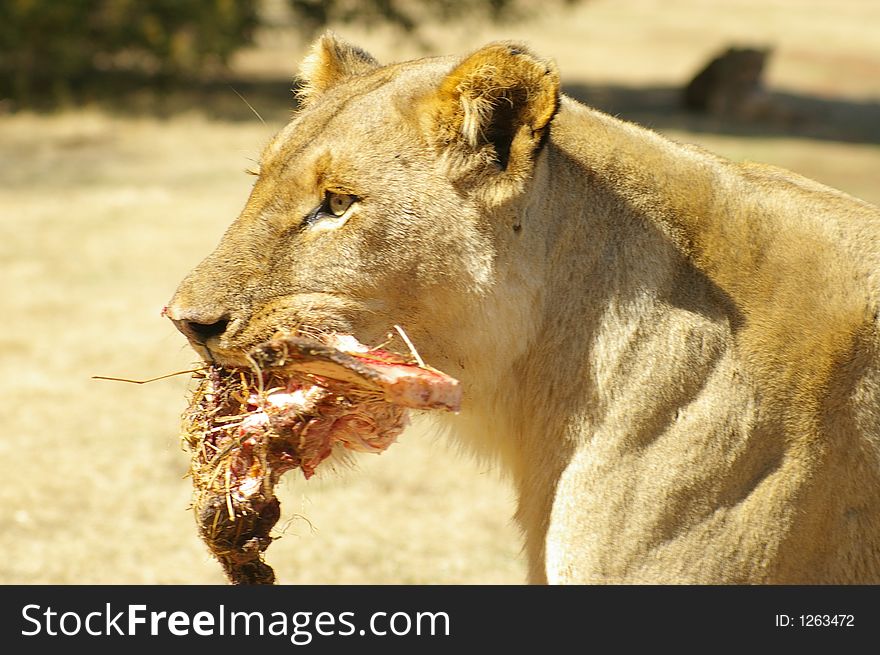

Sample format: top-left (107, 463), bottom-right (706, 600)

top-left (302, 191), bottom-right (359, 231)
top-left (327, 192), bottom-right (355, 217)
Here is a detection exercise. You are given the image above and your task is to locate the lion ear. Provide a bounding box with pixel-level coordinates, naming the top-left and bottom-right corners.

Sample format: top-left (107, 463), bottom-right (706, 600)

top-left (296, 31), bottom-right (380, 107)
top-left (425, 42), bottom-right (560, 172)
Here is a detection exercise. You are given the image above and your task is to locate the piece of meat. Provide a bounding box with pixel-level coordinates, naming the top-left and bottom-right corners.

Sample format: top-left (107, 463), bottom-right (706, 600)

top-left (249, 336), bottom-right (462, 412)
top-left (182, 334), bottom-right (461, 584)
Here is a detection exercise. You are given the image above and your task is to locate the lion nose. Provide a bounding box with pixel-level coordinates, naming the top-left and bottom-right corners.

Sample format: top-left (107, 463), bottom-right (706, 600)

top-left (179, 316), bottom-right (230, 344)
top-left (164, 305), bottom-right (231, 345)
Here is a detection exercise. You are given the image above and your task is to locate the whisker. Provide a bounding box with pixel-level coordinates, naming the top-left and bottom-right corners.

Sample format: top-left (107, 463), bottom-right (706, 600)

top-left (229, 85), bottom-right (266, 126)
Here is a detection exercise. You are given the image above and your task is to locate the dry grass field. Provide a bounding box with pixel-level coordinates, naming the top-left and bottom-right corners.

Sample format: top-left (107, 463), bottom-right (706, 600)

top-left (2, 0), bottom-right (878, 584)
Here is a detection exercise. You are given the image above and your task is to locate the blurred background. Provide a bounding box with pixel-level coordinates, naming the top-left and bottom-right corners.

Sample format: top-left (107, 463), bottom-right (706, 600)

top-left (1, 0), bottom-right (878, 584)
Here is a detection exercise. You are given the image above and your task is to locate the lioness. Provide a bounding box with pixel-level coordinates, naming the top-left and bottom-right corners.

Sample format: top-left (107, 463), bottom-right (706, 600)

top-left (167, 33), bottom-right (880, 583)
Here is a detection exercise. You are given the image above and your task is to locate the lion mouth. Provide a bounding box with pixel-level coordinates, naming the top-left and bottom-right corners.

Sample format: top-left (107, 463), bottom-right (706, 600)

top-left (181, 333), bottom-right (461, 584)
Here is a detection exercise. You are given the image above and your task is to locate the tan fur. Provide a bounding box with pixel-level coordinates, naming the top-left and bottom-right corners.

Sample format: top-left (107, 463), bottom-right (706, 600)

top-left (167, 34), bottom-right (880, 584)
top-left (296, 31), bottom-right (379, 107)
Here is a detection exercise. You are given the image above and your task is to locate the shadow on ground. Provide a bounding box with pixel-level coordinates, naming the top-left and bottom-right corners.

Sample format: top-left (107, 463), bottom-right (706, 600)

top-left (0, 71), bottom-right (300, 124)
top-left (563, 82), bottom-right (880, 145)
top-left (5, 72), bottom-right (879, 144)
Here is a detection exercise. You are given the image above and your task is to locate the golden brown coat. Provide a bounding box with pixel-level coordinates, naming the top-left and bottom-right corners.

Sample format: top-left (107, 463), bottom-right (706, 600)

top-left (168, 34), bottom-right (880, 583)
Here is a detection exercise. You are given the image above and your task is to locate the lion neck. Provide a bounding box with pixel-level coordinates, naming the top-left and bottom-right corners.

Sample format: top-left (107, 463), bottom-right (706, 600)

top-left (436, 101), bottom-right (761, 580)
top-left (454, 101), bottom-right (738, 463)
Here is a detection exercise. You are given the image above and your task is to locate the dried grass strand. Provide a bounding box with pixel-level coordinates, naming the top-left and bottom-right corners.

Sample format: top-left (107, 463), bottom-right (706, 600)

top-left (92, 367), bottom-right (207, 384)
top-left (393, 324), bottom-right (425, 367)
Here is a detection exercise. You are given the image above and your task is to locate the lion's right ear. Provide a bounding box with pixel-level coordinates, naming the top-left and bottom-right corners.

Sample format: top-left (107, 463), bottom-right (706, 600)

top-left (296, 32), bottom-right (380, 107)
